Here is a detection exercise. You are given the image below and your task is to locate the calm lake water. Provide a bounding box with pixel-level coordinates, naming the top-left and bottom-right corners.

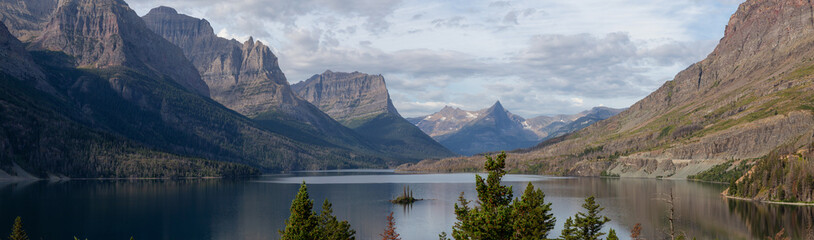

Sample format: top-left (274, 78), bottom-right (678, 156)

top-left (1, 170), bottom-right (812, 240)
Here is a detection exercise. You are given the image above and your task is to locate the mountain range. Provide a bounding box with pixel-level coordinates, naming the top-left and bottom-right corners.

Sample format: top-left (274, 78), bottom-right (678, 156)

top-left (0, 0), bottom-right (466, 177)
top-left (0, 0), bottom-right (457, 178)
top-left (399, 0), bottom-right (814, 184)
top-left (407, 102), bottom-right (623, 155)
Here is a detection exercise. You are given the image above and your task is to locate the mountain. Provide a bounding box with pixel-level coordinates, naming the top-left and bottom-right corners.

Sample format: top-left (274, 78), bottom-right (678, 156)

top-left (29, 0), bottom-right (209, 97)
top-left (0, 0), bottom-right (58, 41)
top-left (400, 0), bottom-right (814, 180)
top-left (0, 0), bottom-right (389, 178)
top-left (292, 70), bottom-right (456, 160)
top-left (141, 7), bottom-right (368, 143)
top-left (407, 103), bottom-right (622, 155)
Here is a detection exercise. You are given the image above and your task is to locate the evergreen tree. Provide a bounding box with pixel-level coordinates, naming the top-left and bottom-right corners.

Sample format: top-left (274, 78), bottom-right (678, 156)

top-left (450, 152), bottom-right (557, 240)
top-left (280, 182), bottom-right (319, 240)
top-left (606, 229), bottom-right (619, 240)
top-left (380, 212), bottom-right (400, 240)
top-left (8, 217), bottom-right (28, 240)
top-left (574, 196), bottom-right (611, 240)
top-left (511, 183), bottom-right (556, 239)
top-left (318, 200), bottom-right (355, 240)
top-left (559, 217), bottom-right (579, 240)
top-left (451, 152), bottom-right (514, 239)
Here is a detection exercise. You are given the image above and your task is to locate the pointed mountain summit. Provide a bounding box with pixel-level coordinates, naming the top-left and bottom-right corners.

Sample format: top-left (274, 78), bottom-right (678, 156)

top-left (293, 70), bottom-right (456, 160)
top-left (402, 0), bottom-right (814, 178)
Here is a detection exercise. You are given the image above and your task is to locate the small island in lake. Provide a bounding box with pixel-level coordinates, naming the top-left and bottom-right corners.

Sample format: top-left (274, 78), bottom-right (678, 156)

top-left (391, 186), bottom-right (422, 204)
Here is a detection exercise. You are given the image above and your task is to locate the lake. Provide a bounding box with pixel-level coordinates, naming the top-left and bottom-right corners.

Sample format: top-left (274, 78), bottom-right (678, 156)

top-left (1, 170), bottom-right (812, 240)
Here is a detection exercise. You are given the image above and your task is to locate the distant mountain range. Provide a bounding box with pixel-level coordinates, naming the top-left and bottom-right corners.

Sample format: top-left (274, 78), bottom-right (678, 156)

top-left (407, 101), bottom-right (623, 155)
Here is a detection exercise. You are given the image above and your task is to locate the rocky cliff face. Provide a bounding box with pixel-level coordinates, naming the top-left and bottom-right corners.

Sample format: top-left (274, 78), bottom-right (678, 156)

top-left (292, 70), bottom-right (456, 160)
top-left (143, 7), bottom-right (296, 115)
top-left (141, 7), bottom-right (355, 138)
top-left (0, 0), bottom-right (58, 41)
top-left (400, 0), bottom-right (814, 178)
top-left (27, 0), bottom-right (209, 97)
top-left (408, 103), bottom-right (622, 155)
top-left (292, 70), bottom-right (399, 125)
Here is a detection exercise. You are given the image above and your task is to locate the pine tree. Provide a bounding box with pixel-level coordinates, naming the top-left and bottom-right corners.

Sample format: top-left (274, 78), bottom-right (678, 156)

top-left (8, 216), bottom-right (29, 240)
top-left (559, 217), bottom-right (579, 240)
top-left (511, 182), bottom-right (556, 239)
top-left (279, 182), bottom-right (319, 240)
top-left (318, 199), bottom-right (355, 240)
top-left (450, 152), bottom-right (557, 240)
top-left (574, 196), bottom-right (611, 240)
top-left (380, 212), bottom-right (400, 240)
top-left (451, 152), bottom-right (515, 239)
top-left (606, 229), bottom-right (619, 240)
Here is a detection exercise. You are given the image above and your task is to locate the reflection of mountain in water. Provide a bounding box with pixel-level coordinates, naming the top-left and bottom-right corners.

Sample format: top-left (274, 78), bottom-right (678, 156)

top-left (727, 199), bottom-right (814, 239)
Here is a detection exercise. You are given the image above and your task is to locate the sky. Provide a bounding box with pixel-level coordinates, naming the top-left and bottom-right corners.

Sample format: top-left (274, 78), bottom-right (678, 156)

top-left (127, 0), bottom-right (744, 118)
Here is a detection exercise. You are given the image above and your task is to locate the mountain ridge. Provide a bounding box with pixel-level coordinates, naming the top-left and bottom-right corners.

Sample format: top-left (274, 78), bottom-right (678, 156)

top-left (408, 103), bottom-right (623, 155)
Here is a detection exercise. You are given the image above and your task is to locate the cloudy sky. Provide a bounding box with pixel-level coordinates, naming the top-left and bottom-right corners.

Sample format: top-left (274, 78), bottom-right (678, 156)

top-left (127, 0), bottom-right (743, 118)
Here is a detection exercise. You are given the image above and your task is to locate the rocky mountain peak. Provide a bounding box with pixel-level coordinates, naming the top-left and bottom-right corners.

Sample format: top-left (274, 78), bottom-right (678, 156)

top-left (28, 0), bottom-right (209, 96)
top-left (147, 6), bottom-right (177, 15)
top-left (143, 6), bottom-right (304, 116)
top-left (292, 70), bottom-right (398, 125)
top-left (485, 100), bottom-right (506, 114)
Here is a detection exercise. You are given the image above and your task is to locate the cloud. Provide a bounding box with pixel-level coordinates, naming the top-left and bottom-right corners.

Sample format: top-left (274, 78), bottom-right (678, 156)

top-left (502, 11), bottom-right (518, 25)
top-left (128, 0), bottom-right (403, 34)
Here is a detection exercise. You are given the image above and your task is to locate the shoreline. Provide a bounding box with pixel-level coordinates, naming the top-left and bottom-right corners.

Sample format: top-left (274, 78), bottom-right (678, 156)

top-left (0, 176), bottom-right (238, 182)
top-left (722, 193), bottom-right (814, 206)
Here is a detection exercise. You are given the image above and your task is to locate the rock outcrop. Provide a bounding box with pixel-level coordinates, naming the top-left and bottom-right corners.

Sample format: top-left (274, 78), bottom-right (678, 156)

top-left (0, 0), bottom-right (58, 41)
top-left (293, 70), bottom-right (456, 160)
top-left (28, 0), bottom-right (209, 96)
top-left (293, 71), bottom-right (398, 125)
top-left (399, 0), bottom-right (814, 178)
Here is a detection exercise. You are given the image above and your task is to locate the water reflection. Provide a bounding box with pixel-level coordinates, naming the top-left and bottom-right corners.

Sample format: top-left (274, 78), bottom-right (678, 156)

top-left (0, 172), bottom-right (811, 240)
top-left (728, 198), bottom-right (814, 239)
